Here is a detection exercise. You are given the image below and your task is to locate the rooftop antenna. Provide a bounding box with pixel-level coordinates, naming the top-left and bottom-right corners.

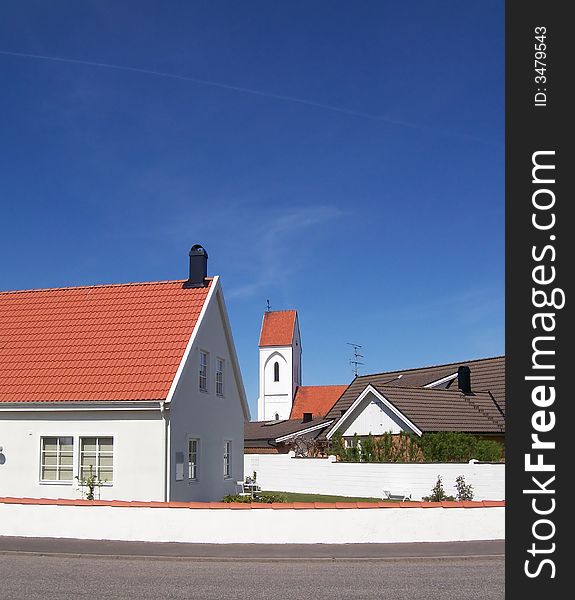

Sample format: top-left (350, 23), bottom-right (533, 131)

top-left (347, 342), bottom-right (364, 377)
top-left (266, 299), bottom-right (271, 312)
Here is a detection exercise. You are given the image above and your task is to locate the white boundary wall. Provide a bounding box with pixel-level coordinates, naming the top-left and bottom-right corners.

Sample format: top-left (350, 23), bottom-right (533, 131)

top-left (244, 453), bottom-right (505, 500)
top-left (0, 502), bottom-right (504, 544)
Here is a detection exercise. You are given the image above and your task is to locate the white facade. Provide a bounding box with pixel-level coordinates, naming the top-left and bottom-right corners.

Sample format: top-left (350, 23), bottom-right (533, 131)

top-left (0, 277), bottom-right (249, 502)
top-left (257, 317), bottom-right (301, 421)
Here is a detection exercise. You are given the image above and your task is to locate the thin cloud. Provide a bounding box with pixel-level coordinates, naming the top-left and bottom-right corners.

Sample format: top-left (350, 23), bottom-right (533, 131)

top-left (226, 205), bottom-right (342, 299)
top-left (1, 49), bottom-right (489, 143)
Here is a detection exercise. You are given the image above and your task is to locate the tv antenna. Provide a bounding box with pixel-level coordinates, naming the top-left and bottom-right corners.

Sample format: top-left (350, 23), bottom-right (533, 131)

top-left (266, 299), bottom-right (271, 312)
top-left (347, 342), bottom-right (364, 377)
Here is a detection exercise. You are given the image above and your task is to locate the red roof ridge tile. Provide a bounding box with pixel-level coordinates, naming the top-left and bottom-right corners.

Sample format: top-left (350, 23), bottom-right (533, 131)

top-left (0, 278), bottom-right (214, 296)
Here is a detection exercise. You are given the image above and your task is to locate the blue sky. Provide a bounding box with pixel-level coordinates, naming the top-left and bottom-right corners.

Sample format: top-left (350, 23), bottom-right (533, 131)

top-left (0, 1), bottom-right (504, 417)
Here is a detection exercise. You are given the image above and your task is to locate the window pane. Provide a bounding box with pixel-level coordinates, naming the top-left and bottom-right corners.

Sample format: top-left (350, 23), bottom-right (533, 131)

top-left (43, 438), bottom-right (58, 452)
top-left (99, 438), bottom-right (113, 453)
top-left (99, 468), bottom-right (113, 483)
top-left (99, 455), bottom-right (113, 468)
top-left (82, 453), bottom-right (97, 467)
top-left (42, 467), bottom-right (57, 480)
top-left (60, 437), bottom-right (73, 451)
top-left (43, 453), bottom-right (58, 466)
top-left (60, 468), bottom-right (73, 481)
top-left (60, 454), bottom-right (73, 466)
top-left (81, 438), bottom-right (97, 452)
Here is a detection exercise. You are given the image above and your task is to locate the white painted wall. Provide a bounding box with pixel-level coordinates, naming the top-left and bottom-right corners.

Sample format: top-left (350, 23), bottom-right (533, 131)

top-left (245, 453), bottom-right (505, 501)
top-left (168, 286), bottom-right (246, 502)
top-left (342, 397), bottom-right (408, 436)
top-left (0, 501), bottom-right (505, 544)
top-left (258, 348), bottom-right (294, 421)
top-left (0, 409), bottom-right (166, 501)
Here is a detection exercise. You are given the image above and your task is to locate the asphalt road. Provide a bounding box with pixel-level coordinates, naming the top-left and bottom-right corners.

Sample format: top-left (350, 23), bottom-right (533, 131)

top-left (0, 537), bottom-right (504, 600)
top-left (0, 553), bottom-right (504, 600)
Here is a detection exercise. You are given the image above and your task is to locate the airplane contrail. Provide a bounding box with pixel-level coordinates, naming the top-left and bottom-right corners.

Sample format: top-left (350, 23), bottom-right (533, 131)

top-left (0, 49), bottom-right (488, 143)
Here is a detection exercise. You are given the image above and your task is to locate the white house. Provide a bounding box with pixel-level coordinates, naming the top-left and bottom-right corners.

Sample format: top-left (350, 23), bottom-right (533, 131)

top-left (0, 245), bottom-right (250, 502)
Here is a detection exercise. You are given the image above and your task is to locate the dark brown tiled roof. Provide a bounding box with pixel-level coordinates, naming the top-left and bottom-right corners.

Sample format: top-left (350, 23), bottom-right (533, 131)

top-left (245, 417), bottom-right (333, 444)
top-left (324, 356), bottom-right (505, 434)
top-left (370, 386), bottom-right (504, 433)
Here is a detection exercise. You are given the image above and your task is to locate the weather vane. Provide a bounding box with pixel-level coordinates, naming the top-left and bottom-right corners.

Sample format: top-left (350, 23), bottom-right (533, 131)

top-left (266, 299), bottom-right (271, 312)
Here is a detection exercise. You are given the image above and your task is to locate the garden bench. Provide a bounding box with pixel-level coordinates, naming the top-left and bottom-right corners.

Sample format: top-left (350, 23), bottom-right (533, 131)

top-left (382, 490), bottom-right (412, 501)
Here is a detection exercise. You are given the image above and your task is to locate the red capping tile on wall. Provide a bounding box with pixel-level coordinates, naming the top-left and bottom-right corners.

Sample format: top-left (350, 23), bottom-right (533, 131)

top-left (186, 502), bottom-right (210, 509)
top-left (228, 503), bottom-right (253, 510)
top-left (482, 500), bottom-right (506, 507)
top-left (313, 502), bottom-right (337, 509)
top-left (334, 502), bottom-right (358, 509)
top-left (164, 501), bottom-right (192, 509)
top-left (440, 501), bottom-right (463, 508)
top-left (377, 501), bottom-right (400, 508)
top-left (420, 502), bottom-right (444, 508)
top-left (461, 501), bottom-right (484, 508)
top-left (399, 501), bottom-right (423, 508)
top-left (355, 502), bottom-right (381, 509)
top-left (291, 502), bottom-right (316, 510)
top-left (271, 502), bottom-right (294, 509)
top-left (208, 502), bottom-right (237, 509)
top-left (249, 503), bottom-right (272, 509)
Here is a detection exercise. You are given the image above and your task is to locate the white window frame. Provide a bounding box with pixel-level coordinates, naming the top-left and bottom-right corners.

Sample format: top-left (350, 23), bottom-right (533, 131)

top-left (199, 350), bottom-right (209, 392)
top-left (223, 440), bottom-right (232, 479)
top-left (188, 438), bottom-right (199, 481)
top-left (215, 357), bottom-right (225, 397)
top-left (39, 436), bottom-right (74, 484)
top-left (79, 436), bottom-right (114, 485)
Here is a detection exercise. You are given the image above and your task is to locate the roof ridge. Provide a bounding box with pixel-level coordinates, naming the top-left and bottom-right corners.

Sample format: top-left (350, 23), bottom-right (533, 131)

top-left (355, 355), bottom-right (505, 379)
top-left (0, 278), bottom-right (214, 295)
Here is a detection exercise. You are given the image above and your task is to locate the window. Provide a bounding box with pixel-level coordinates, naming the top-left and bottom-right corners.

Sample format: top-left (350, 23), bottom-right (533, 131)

top-left (223, 440), bottom-right (232, 479)
top-left (273, 361), bottom-right (280, 382)
top-left (216, 358), bottom-right (224, 396)
top-left (80, 437), bottom-right (113, 484)
top-left (274, 413), bottom-right (280, 421)
top-left (188, 439), bottom-right (199, 481)
top-left (40, 437), bottom-right (73, 482)
top-left (199, 351), bottom-right (208, 391)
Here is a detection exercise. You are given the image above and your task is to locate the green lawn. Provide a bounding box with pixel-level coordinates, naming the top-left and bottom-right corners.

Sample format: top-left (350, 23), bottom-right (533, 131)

top-left (260, 491), bottom-right (388, 503)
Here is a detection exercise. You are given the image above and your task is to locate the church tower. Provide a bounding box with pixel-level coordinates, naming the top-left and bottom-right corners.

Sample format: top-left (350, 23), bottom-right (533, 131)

top-left (257, 310), bottom-right (302, 421)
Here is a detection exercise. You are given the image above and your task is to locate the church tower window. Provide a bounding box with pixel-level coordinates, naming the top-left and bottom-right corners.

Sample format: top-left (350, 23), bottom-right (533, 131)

top-left (274, 361), bottom-right (280, 382)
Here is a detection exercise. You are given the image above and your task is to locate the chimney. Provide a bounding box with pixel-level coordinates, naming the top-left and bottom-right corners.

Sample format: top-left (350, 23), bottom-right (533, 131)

top-left (457, 366), bottom-right (472, 395)
top-left (183, 245), bottom-right (208, 288)
top-left (302, 412), bottom-right (313, 423)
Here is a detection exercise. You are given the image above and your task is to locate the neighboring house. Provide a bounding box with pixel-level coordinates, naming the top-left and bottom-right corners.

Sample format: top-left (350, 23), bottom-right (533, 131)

top-left (323, 357), bottom-right (505, 445)
top-left (246, 306), bottom-right (505, 453)
top-left (0, 246), bottom-right (249, 502)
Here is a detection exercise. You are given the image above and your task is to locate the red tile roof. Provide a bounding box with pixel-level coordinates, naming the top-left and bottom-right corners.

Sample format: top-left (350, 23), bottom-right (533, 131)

top-left (289, 385), bottom-right (348, 419)
top-left (258, 310), bottom-right (297, 347)
top-left (0, 279), bottom-right (212, 402)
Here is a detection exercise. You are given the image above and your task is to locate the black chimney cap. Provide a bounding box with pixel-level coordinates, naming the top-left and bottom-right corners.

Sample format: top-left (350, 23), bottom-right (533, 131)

top-left (457, 365), bottom-right (472, 395)
top-left (183, 244), bottom-right (209, 288)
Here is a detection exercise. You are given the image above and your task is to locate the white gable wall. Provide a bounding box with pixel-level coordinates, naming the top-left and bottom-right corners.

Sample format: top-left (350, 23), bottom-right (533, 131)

top-left (0, 408), bottom-right (165, 501)
top-left (340, 391), bottom-right (418, 437)
top-left (168, 285), bottom-right (247, 502)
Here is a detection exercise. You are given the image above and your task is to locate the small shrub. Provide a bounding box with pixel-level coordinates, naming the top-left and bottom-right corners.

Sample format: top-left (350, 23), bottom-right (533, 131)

top-left (455, 475), bottom-right (474, 501)
top-left (422, 475), bottom-right (454, 502)
top-left (221, 493), bottom-right (287, 504)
